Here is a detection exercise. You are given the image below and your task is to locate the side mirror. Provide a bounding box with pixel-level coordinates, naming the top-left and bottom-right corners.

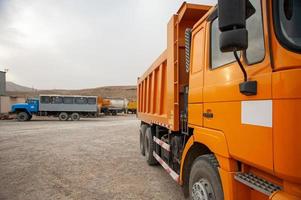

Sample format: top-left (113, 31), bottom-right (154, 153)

top-left (218, 0), bottom-right (257, 96)
top-left (218, 0), bottom-right (248, 52)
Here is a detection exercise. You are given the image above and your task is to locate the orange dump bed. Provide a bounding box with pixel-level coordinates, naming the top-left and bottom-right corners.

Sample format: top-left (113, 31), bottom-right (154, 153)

top-left (137, 3), bottom-right (211, 131)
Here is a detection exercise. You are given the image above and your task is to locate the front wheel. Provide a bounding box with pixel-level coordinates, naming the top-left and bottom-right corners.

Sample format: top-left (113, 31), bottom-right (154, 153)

top-left (189, 155), bottom-right (224, 200)
top-left (17, 112), bottom-right (29, 122)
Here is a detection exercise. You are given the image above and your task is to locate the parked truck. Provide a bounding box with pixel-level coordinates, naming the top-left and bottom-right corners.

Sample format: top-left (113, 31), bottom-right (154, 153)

top-left (100, 98), bottom-right (128, 115)
top-left (127, 100), bottom-right (137, 114)
top-left (11, 95), bottom-right (98, 121)
top-left (137, 1), bottom-right (301, 200)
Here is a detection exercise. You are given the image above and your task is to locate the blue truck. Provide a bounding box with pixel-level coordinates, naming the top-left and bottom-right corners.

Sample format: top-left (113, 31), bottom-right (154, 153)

top-left (11, 95), bottom-right (98, 121)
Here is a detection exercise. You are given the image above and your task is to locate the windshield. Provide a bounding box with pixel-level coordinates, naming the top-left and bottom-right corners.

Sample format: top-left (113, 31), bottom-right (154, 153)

top-left (274, 0), bottom-right (301, 52)
top-left (26, 99), bottom-right (36, 104)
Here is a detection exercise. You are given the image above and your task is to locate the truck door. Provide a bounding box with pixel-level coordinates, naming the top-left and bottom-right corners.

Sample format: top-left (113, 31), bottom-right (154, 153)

top-left (203, 0), bottom-right (274, 171)
top-left (28, 99), bottom-right (38, 113)
top-left (188, 23), bottom-right (206, 127)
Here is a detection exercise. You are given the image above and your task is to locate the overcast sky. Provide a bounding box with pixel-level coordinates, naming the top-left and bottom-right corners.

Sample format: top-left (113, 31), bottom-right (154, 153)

top-left (0, 0), bottom-right (216, 89)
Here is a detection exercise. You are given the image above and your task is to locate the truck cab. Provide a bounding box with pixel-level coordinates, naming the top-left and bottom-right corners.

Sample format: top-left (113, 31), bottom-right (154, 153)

top-left (11, 98), bottom-right (39, 121)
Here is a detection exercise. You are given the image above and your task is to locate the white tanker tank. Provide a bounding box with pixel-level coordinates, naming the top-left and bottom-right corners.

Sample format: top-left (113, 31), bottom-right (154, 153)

top-left (101, 98), bottom-right (129, 115)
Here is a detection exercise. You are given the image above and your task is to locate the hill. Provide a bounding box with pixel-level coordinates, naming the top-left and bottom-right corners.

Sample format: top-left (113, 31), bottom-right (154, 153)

top-left (5, 82), bottom-right (137, 100)
top-left (6, 81), bottom-right (36, 92)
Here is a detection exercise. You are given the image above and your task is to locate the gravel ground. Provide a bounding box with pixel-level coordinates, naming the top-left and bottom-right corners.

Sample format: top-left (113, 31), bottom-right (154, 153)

top-left (0, 115), bottom-right (184, 200)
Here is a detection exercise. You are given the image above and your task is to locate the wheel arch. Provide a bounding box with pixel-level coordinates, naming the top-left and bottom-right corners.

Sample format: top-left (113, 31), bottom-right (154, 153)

top-left (15, 108), bottom-right (31, 116)
top-left (180, 138), bottom-right (212, 197)
top-left (180, 126), bottom-right (230, 197)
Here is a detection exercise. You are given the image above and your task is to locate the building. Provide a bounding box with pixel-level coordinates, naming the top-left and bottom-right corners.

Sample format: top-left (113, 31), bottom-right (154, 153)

top-left (0, 71), bottom-right (6, 96)
top-left (0, 96), bottom-right (26, 114)
top-left (0, 71), bottom-right (26, 114)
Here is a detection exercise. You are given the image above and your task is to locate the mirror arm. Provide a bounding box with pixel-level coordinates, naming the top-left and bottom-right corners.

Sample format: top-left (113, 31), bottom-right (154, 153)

top-left (233, 51), bottom-right (247, 81)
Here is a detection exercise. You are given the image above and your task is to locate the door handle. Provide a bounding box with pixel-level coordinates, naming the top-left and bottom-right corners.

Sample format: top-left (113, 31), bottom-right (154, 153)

top-left (203, 111), bottom-right (213, 118)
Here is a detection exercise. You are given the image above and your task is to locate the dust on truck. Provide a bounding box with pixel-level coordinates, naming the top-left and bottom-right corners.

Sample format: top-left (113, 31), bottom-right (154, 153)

top-left (11, 95), bottom-right (98, 121)
top-left (137, 1), bottom-right (301, 200)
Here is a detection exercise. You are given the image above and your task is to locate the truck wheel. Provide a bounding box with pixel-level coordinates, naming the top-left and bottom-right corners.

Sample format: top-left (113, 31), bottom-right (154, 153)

top-left (58, 112), bottom-right (69, 121)
top-left (71, 113), bottom-right (80, 121)
top-left (144, 127), bottom-right (158, 165)
top-left (189, 155), bottom-right (224, 200)
top-left (17, 112), bottom-right (29, 122)
top-left (140, 124), bottom-right (147, 156)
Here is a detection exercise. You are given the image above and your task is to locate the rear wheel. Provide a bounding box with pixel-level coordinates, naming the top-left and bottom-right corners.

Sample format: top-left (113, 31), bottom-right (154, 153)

top-left (58, 112), bottom-right (69, 121)
top-left (71, 113), bottom-right (80, 121)
top-left (17, 112), bottom-right (29, 122)
top-left (144, 127), bottom-right (158, 165)
top-left (139, 124), bottom-right (147, 156)
top-left (189, 155), bottom-right (224, 200)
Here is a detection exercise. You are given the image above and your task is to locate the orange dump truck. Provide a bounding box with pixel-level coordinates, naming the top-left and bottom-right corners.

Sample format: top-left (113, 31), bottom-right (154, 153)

top-left (137, 1), bottom-right (301, 199)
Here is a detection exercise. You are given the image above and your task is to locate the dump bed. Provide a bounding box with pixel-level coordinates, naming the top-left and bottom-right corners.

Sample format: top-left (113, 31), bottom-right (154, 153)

top-left (137, 3), bottom-right (211, 131)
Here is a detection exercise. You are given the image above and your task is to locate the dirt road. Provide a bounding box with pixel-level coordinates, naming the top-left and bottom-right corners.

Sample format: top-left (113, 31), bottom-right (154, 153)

top-left (0, 116), bottom-right (184, 200)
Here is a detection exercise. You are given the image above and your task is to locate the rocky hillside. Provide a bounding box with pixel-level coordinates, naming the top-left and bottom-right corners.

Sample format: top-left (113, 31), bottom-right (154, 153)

top-left (6, 82), bottom-right (36, 92)
top-left (5, 82), bottom-right (137, 100)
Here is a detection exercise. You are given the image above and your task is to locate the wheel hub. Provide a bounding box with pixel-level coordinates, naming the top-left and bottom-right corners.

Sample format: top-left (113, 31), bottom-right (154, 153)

top-left (191, 178), bottom-right (215, 200)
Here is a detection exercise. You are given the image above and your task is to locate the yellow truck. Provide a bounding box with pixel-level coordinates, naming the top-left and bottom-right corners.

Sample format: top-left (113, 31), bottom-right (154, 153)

top-left (127, 100), bottom-right (137, 114)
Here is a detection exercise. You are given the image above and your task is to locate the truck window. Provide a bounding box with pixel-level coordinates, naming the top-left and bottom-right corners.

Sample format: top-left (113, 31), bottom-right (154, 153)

top-left (245, 0), bottom-right (265, 64)
top-left (40, 96), bottom-right (50, 104)
top-left (75, 97), bottom-right (88, 104)
top-left (87, 98), bottom-right (96, 105)
top-left (63, 97), bottom-right (74, 104)
top-left (51, 96), bottom-right (63, 104)
top-left (274, 0), bottom-right (301, 52)
top-left (211, 18), bottom-right (237, 69)
top-left (191, 28), bottom-right (205, 73)
top-left (26, 99), bottom-right (34, 104)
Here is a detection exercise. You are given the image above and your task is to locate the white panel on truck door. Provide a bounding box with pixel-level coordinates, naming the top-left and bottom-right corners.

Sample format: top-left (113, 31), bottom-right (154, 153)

top-left (241, 100), bottom-right (272, 128)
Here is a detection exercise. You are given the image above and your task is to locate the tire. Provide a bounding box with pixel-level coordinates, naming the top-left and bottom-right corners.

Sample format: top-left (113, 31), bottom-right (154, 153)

top-left (71, 113), bottom-right (80, 121)
top-left (58, 112), bottom-right (69, 121)
top-left (112, 111), bottom-right (117, 116)
top-left (189, 155), bottom-right (224, 200)
top-left (140, 124), bottom-right (147, 156)
top-left (144, 127), bottom-right (158, 165)
top-left (17, 112), bottom-right (29, 122)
